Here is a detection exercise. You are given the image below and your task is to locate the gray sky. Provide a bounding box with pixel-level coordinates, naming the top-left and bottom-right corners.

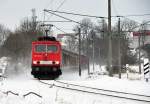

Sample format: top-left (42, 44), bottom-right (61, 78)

top-left (0, 0), bottom-right (150, 34)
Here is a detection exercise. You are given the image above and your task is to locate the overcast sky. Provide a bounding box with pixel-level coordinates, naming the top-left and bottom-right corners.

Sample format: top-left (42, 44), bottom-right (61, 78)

top-left (0, 0), bottom-right (150, 34)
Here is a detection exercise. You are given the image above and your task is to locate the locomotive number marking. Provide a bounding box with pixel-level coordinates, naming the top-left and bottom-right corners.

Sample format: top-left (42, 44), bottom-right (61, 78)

top-left (40, 61), bottom-right (52, 64)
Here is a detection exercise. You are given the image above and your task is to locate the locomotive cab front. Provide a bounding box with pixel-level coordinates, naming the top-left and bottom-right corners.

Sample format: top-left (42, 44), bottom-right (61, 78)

top-left (31, 36), bottom-right (62, 78)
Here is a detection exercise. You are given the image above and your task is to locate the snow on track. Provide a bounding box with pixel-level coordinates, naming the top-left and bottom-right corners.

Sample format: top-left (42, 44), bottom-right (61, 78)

top-left (53, 80), bottom-right (150, 103)
top-left (0, 63), bottom-right (150, 104)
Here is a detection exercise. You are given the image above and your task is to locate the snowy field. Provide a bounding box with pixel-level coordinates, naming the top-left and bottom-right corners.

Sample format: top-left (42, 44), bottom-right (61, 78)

top-left (0, 75), bottom-right (150, 104)
top-left (0, 57), bottom-right (150, 104)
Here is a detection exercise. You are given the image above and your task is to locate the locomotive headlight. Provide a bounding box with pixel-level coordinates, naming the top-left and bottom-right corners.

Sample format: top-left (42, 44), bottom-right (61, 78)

top-left (55, 61), bottom-right (59, 64)
top-left (33, 61), bottom-right (37, 64)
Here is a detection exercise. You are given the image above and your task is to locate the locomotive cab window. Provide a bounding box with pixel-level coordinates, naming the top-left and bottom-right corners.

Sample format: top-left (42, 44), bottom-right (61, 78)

top-left (47, 45), bottom-right (58, 52)
top-left (35, 45), bottom-right (46, 52)
top-left (35, 44), bottom-right (58, 53)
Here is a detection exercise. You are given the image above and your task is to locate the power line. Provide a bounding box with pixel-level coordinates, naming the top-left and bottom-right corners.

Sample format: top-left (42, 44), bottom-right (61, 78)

top-left (45, 0), bottom-right (54, 9)
top-left (41, 0), bottom-right (67, 29)
top-left (38, 20), bottom-right (72, 23)
top-left (45, 9), bottom-right (105, 30)
top-left (44, 9), bottom-right (107, 19)
top-left (56, 0), bottom-right (67, 10)
top-left (44, 9), bottom-right (150, 34)
top-left (53, 25), bottom-right (68, 33)
top-left (44, 9), bottom-right (150, 19)
top-left (44, 9), bottom-right (150, 33)
top-left (112, 13), bottom-right (150, 17)
top-left (44, 9), bottom-right (84, 26)
top-left (122, 13), bottom-right (150, 17)
top-left (46, 0), bottom-right (67, 20)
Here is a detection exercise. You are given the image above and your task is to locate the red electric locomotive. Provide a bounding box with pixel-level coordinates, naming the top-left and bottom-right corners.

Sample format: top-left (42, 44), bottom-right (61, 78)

top-left (31, 36), bottom-right (62, 79)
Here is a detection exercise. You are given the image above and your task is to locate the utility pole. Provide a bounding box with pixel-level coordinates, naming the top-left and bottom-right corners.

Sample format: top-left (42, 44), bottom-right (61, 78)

top-left (85, 30), bottom-right (90, 75)
top-left (78, 27), bottom-right (81, 76)
top-left (138, 31), bottom-right (141, 74)
top-left (108, 0), bottom-right (112, 76)
top-left (98, 18), bottom-right (105, 71)
top-left (102, 18), bottom-right (105, 38)
top-left (140, 25), bottom-right (146, 74)
top-left (92, 30), bottom-right (95, 73)
top-left (118, 17), bottom-right (121, 79)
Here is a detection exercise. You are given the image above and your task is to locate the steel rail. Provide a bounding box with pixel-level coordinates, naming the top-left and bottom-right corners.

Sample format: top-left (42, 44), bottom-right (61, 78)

top-left (55, 80), bottom-right (150, 98)
top-left (54, 84), bottom-right (150, 103)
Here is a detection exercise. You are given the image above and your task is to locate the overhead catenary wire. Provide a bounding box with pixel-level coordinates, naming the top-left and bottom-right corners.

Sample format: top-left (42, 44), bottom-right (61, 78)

top-left (44, 9), bottom-right (95, 29)
top-left (55, 0), bottom-right (67, 11)
top-left (46, 0), bottom-right (67, 20)
top-left (44, 9), bottom-right (150, 18)
top-left (45, 0), bottom-right (54, 9)
top-left (38, 20), bottom-right (72, 23)
top-left (44, 10), bottom-right (84, 26)
top-left (121, 13), bottom-right (150, 17)
top-left (112, 14), bottom-right (150, 18)
top-left (44, 9), bottom-right (150, 30)
top-left (38, 0), bottom-right (54, 22)
top-left (44, 9), bottom-right (107, 19)
top-left (53, 25), bottom-right (68, 33)
top-left (43, 9), bottom-right (150, 34)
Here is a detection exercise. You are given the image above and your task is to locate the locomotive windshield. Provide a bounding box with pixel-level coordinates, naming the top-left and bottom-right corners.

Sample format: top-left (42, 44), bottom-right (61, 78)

top-left (35, 44), bottom-right (58, 53)
top-left (47, 45), bottom-right (58, 52)
top-left (35, 45), bottom-right (46, 52)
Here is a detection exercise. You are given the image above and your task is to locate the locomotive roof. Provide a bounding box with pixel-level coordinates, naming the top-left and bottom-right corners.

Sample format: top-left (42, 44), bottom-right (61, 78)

top-left (37, 36), bottom-right (57, 41)
top-left (32, 41), bottom-right (60, 44)
top-left (32, 36), bottom-right (60, 44)
top-left (32, 36), bottom-right (62, 45)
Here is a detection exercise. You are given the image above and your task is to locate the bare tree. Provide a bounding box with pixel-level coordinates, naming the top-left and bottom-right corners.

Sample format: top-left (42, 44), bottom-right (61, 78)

top-left (0, 24), bottom-right (10, 46)
top-left (72, 18), bottom-right (94, 55)
top-left (110, 18), bottom-right (138, 74)
top-left (2, 17), bottom-right (42, 62)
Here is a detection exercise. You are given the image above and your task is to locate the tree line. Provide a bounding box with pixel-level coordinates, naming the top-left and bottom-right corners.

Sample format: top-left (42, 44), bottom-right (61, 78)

top-left (0, 16), bottom-right (141, 74)
top-left (64, 18), bottom-right (138, 73)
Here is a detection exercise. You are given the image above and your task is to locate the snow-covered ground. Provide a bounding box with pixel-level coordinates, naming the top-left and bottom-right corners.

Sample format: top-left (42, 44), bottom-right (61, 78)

top-left (0, 57), bottom-right (8, 76)
top-left (0, 57), bottom-right (150, 104)
top-left (0, 75), bottom-right (150, 104)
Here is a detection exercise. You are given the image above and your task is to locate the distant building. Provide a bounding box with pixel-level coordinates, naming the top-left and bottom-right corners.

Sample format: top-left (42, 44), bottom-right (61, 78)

top-left (130, 30), bottom-right (150, 49)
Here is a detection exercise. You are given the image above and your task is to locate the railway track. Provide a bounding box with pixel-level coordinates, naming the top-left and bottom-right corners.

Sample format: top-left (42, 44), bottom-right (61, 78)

top-left (38, 80), bottom-right (150, 103)
top-left (1, 78), bottom-right (150, 103)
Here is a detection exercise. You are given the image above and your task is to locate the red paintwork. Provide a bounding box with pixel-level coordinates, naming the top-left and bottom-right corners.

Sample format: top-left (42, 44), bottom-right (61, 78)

top-left (31, 41), bottom-right (62, 67)
top-left (133, 31), bottom-right (150, 36)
